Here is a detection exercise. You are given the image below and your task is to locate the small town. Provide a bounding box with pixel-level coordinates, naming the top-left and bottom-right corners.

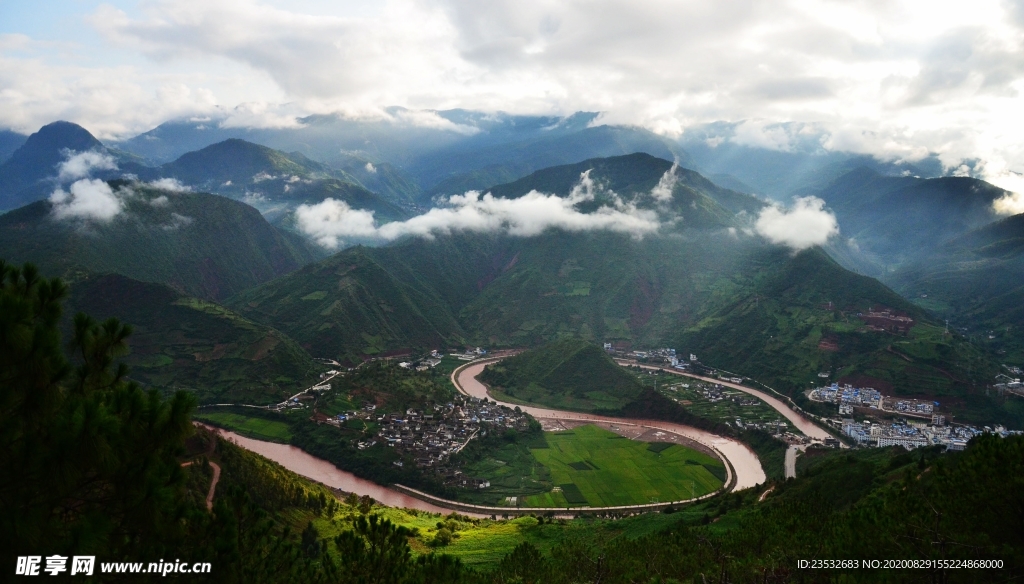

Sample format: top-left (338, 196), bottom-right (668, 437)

top-left (835, 417), bottom-right (1020, 451)
top-left (809, 382), bottom-right (937, 417)
top-left (320, 393), bottom-right (531, 489)
top-left (807, 380), bottom-right (1024, 450)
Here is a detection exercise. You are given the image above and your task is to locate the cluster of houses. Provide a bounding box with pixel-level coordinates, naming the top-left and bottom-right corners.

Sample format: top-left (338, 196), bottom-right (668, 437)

top-left (372, 396), bottom-right (531, 488)
top-left (810, 383), bottom-right (936, 418)
top-left (994, 367), bottom-right (1023, 396)
top-left (660, 380), bottom-right (789, 436)
top-left (839, 416), bottom-right (1017, 451)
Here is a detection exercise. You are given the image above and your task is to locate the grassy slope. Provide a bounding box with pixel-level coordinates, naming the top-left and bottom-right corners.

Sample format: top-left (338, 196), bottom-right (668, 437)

top-left (68, 273), bottom-right (318, 405)
top-left (0, 184), bottom-right (312, 300)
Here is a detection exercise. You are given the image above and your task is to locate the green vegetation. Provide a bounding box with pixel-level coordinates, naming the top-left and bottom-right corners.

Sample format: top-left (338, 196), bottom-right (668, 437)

top-left (0, 184), bottom-right (312, 300)
top-left (226, 158), bottom-right (1009, 424)
top-left (481, 338), bottom-right (643, 411)
top-left (197, 411), bottom-right (294, 442)
top-left (891, 212), bottom-right (1024, 365)
top-left (524, 425), bottom-right (723, 507)
top-left (6, 260), bottom-right (1022, 582)
top-left (67, 273), bottom-right (319, 405)
top-left (637, 370), bottom-right (786, 427)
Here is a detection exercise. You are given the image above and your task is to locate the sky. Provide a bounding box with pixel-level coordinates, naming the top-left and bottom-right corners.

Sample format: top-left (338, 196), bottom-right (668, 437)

top-left (2, 0), bottom-right (1024, 196)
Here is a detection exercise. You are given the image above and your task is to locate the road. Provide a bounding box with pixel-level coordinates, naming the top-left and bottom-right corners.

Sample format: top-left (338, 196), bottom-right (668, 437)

top-left (785, 445), bottom-right (798, 479)
top-left (453, 360), bottom-right (767, 490)
top-left (616, 360), bottom-right (833, 440)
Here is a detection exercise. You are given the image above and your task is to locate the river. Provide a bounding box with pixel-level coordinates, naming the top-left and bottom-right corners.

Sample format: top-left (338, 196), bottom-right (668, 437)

top-left (210, 427), bottom-right (460, 515)
top-left (209, 358), bottom-right (779, 514)
top-left (453, 361), bottom-right (767, 490)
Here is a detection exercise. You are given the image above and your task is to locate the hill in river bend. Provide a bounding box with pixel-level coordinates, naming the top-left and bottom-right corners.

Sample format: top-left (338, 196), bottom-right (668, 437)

top-left (480, 338), bottom-right (644, 411)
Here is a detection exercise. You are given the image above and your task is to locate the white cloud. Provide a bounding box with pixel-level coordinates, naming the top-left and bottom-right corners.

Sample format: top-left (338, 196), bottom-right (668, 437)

top-left (650, 163), bottom-right (678, 202)
top-left (57, 150), bottom-right (118, 182)
top-left (150, 195), bottom-right (170, 207)
top-left (148, 178), bottom-right (193, 192)
top-left (294, 198), bottom-right (380, 248)
top-left (754, 196), bottom-right (838, 251)
top-left (49, 179), bottom-right (124, 222)
top-left (162, 212), bottom-right (195, 230)
top-left (0, 0), bottom-right (1022, 181)
top-left (364, 162), bottom-right (377, 173)
top-left (993, 192), bottom-right (1024, 215)
top-left (296, 170), bottom-right (660, 248)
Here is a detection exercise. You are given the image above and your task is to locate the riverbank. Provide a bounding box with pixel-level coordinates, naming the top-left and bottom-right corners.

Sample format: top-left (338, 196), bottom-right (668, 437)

top-left (451, 358), bottom-right (765, 490)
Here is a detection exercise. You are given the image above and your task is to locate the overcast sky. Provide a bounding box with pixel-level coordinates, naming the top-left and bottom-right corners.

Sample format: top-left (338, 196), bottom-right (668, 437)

top-left (2, 0), bottom-right (1024, 191)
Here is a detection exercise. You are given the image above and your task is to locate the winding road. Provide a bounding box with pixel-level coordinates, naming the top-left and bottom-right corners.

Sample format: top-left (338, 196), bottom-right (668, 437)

top-left (210, 355), bottom-right (834, 516)
top-left (615, 361), bottom-right (832, 440)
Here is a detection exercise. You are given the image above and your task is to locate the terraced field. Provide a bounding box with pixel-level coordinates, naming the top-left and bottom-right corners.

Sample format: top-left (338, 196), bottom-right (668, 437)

top-left (523, 425), bottom-right (724, 507)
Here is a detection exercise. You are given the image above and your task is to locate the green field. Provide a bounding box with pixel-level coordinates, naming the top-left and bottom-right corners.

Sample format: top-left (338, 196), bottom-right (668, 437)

top-left (196, 411), bottom-right (293, 442)
top-left (523, 425), bottom-right (724, 507)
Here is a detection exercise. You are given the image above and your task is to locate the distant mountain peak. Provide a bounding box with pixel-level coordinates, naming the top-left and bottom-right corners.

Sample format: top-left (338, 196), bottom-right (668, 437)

top-left (0, 120), bottom-right (106, 211)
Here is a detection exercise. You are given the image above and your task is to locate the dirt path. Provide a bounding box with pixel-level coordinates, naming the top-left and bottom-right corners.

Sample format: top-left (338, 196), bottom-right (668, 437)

top-left (205, 462), bottom-right (221, 512)
top-left (181, 431), bottom-right (222, 512)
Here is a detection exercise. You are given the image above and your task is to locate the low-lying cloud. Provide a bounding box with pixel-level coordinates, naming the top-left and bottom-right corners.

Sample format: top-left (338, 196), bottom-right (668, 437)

top-left (57, 150), bottom-right (118, 182)
top-left (148, 177), bottom-right (192, 192)
top-left (50, 178), bottom-right (123, 222)
top-left (993, 191), bottom-right (1024, 216)
top-left (650, 164), bottom-right (679, 203)
top-left (296, 171), bottom-right (660, 249)
top-left (754, 196), bottom-right (838, 251)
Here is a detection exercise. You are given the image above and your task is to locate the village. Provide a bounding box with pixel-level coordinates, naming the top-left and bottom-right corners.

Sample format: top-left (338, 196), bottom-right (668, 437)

top-left (808, 381), bottom-right (1021, 450)
top-left (319, 393), bottom-right (532, 490)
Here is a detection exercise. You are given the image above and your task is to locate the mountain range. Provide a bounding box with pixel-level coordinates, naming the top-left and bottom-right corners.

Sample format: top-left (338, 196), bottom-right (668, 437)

top-left (0, 115), bottom-right (1020, 427)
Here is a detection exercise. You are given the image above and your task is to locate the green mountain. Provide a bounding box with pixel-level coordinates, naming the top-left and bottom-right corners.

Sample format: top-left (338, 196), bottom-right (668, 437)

top-left (674, 248), bottom-right (1007, 426)
top-left (227, 153), bottom-right (1009, 424)
top-left (486, 152), bottom-right (763, 226)
top-left (227, 236), bottom-right (490, 361)
top-left (819, 167), bottom-right (1007, 273)
top-left (149, 139), bottom-right (414, 230)
top-left (333, 153), bottom-right (422, 205)
top-left (888, 212), bottom-right (1024, 362)
top-left (67, 273), bottom-right (318, 404)
top-left (0, 121), bottom-right (106, 210)
top-left (480, 338), bottom-right (643, 411)
top-left (0, 129), bottom-right (27, 163)
top-left (156, 138), bottom-right (337, 189)
top-left (0, 182), bottom-right (312, 300)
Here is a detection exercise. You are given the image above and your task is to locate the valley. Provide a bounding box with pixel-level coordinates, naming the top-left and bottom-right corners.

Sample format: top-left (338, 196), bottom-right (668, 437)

top-left (3, 110), bottom-right (1023, 582)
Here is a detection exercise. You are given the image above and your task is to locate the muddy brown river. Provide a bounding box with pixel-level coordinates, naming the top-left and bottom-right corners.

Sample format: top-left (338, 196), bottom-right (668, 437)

top-left (453, 361), bottom-right (767, 490)
top-left (209, 358), bottom-right (772, 515)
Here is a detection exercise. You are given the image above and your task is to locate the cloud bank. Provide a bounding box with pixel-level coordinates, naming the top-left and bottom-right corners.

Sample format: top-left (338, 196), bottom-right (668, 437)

top-left (296, 171), bottom-right (660, 249)
top-left (57, 150), bottom-right (118, 182)
top-left (50, 179), bottom-right (124, 222)
top-left (148, 178), bottom-right (192, 192)
top-left (1, 0), bottom-right (1023, 184)
top-left (754, 197), bottom-right (839, 251)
